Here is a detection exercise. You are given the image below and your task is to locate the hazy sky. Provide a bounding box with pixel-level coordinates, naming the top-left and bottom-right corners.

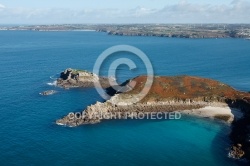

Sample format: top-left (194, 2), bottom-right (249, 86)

top-left (0, 0), bottom-right (249, 24)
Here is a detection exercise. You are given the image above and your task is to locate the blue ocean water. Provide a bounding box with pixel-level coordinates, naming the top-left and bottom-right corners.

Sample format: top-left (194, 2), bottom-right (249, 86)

top-left (0, 31), bottom-right (250, 166)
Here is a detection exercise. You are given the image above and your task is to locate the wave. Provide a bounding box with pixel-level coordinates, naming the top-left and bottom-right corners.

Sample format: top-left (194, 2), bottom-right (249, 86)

top-left (47, 80), bottom-right (57, 86)
top-left (50, 74), bottom-right (59, 80)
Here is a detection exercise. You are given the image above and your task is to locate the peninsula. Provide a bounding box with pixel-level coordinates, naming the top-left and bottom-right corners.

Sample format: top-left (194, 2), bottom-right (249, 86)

top-left (55, 69), bottom-right (250, 160)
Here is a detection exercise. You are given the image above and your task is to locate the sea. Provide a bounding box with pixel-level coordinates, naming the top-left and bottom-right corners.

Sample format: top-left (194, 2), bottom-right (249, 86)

top-left (0, 31), bottom-right (250, 166)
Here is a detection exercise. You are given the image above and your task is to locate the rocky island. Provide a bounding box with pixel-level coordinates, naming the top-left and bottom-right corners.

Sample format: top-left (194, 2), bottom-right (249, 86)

top-left (39, 90), bottom-right (56, 96)
top-left (55, 70), bottom-right (250, 160)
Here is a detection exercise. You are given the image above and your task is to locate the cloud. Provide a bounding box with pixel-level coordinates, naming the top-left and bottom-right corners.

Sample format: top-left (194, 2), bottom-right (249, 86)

top-left (0, 0), bottom-right (249, 24)
top-left (129, 6), bottom-right (157, 17)
top-left (0, 3), bottom-right (5, 8)
top-left (152, 0), bottom-right (250, 23)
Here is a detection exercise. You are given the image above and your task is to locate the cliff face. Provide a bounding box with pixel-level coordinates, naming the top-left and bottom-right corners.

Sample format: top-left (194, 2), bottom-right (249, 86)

top-left (229, 99), bottom-right (250, 160)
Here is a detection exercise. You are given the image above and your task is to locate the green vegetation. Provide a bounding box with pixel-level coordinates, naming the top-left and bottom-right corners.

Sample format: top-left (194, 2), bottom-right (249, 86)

top-left (71, 69), bottom-right (90, 75)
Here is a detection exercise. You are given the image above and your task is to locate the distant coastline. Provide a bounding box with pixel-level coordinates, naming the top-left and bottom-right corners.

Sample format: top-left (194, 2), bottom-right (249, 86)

top-left (1, 24), bottom-right (250, 39)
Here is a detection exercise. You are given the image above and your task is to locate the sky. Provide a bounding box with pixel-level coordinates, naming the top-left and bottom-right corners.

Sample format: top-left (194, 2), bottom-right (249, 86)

top-left (0, 0), bottom-right (250, 24)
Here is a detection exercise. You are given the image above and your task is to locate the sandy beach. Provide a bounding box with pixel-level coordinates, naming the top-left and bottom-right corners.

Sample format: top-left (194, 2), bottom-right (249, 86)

top-left (182, 106), bottom-right (243, 123)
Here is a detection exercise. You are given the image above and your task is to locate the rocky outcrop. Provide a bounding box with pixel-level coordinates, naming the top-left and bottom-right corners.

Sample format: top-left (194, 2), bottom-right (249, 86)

top-left (56, 68), bottom-right (113, 88)
top-left (229, 144), bottom-right (245, 159)
top-left (39, 90), bottom-right (56, 96)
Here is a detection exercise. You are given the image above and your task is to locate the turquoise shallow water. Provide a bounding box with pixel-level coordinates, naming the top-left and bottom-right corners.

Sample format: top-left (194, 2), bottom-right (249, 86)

top-left (0, 31), bottom-right (250, 165)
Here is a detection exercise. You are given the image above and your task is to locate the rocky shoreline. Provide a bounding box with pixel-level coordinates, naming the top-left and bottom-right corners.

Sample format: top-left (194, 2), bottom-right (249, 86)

top-left (107, 31), bottom-right (232, 39)
top-left (54, 70), bottom-right (250, 161)
top-left (56, 99), bottom-right (239, 127)
top-left (96, 24), bottom-right (250, 39)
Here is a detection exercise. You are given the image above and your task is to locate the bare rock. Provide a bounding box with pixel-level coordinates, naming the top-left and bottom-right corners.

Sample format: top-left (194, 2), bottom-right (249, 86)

top-left (40, 90), bottom-right (56, 96)
top-left (56, 68), bottom-right (113, 88)
top-left (229, 144), bottom-right (245, 159)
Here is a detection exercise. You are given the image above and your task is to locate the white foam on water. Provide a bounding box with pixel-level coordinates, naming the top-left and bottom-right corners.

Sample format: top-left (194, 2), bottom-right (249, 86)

top-left (47, 80), bottom-right (57, 86)
top-left (49, 74), bottom-right (58, 80)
